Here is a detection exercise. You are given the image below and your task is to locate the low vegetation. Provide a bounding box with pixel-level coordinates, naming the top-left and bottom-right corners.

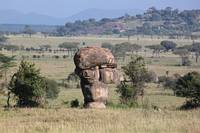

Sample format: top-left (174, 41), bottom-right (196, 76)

top-left (0, 35), bottom-right (199, 133)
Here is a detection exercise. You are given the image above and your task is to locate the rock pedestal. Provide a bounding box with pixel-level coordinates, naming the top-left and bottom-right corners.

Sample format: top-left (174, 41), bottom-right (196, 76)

top-left (74, 47), bottom-right (118, 108)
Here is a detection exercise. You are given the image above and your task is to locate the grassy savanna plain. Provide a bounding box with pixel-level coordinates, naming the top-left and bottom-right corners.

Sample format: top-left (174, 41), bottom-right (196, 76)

top-left (0, 35), bottom-right (200, 133)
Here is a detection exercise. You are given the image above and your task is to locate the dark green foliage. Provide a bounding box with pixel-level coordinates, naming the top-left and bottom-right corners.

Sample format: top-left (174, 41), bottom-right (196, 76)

top-left (122, 56), bottom-right (147, 88)
top-left (112, 42), bottom-right (141, 59)
top-left (145, 71), bottom-right (157, 83)
top-left (63, 55), bottom-right (69, 59)
top-left (8, 61), bottom-right (47, 107)
top-left (70, 99), bottom-right (79, 108)
top-left (0, 36), bottom-right (8, 43)
top-left (158, 76), bottom-right (177, 90)
top-left (174, 72), bottom-right (200, 108)
top-left (58, 42), bottom-right (79, 49)
top-left (45, 79), bottom-right (60, 99)
top-left (145, 45), bottom-right (165, 57)
top-left (54, 55), bottom-right (59, 59)
top-left (161, 40), bottom-right (177, 51)
top-left (117, 56), bottom-right (147, 105)
top-left (116, 82), bottom-right (139, 107)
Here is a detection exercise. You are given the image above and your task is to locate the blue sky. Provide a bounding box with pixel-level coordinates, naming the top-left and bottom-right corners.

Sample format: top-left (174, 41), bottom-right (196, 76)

top-left (1, 0), bottom-right (200, 17)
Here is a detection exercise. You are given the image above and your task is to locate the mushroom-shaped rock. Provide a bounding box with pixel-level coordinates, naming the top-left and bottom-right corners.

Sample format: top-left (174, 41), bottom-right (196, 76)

top-left (74, 47), bottom-right (119, 108)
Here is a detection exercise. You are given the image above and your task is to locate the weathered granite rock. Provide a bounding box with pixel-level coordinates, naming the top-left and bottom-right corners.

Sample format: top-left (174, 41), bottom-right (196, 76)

top-left (74, 47), bottom-right (119, 108)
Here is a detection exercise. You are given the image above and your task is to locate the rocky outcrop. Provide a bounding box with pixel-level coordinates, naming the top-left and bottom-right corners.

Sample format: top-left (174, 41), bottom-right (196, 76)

top-left (74, 47), bottom-right (119, 108)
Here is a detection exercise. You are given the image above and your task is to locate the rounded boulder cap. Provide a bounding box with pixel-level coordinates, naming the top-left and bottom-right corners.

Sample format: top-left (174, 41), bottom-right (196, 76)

top-left (74, 47), bottom-right (117, 69)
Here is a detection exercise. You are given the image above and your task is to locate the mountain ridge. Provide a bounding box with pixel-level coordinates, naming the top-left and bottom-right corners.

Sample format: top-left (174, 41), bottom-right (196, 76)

top-left (0, 9), bottom-right (144, 25)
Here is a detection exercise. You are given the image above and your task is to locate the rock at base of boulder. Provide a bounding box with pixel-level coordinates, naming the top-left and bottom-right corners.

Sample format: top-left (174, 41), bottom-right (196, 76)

top-left (85, 102), bottom-right (106, 109)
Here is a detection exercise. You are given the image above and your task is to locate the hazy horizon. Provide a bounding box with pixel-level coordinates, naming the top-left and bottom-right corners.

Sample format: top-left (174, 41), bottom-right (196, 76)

top-left (1, 0), bottom-right (200, 18)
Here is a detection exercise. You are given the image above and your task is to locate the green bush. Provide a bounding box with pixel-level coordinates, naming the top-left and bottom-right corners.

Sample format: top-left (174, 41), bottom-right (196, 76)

top-left (116, 56), bottom-right (147, 105)
top-left (45, 79), bottom-right (60, 99)
top-left (8, 61), bottom-right (47, 107)
top-left (70, 99), bottom-right (79, 108)
top-left (160, 40), bottom-right (177, 51)
top-left (116, 82), bottom-right (139, 107)
top-left (174, 72), bottom-right (200, 108)
top-left (145, 71), bottom-right (158, 83)
top-left (58, 42), bottom-right (79, 49)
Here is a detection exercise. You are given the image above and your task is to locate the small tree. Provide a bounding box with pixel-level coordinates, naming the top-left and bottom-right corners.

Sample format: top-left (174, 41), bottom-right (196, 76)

top-left (23, 25), bottom-right (35, 38)
top-left (45, 78), bottom-right (60, 99)
top-left (0, 54), bottom-right (16, 91)
top-left (0, 36), bottom-right (8, 44)
top-left (145, 45), bottom-right (164, 57)
top-left (8, 61), bottom-right (46, 107)
top-left (173, 48), bottom-right (191, 66)
top-left (117, 56), bottom-right (148, 105)
top-left (174, 72), bottom-right (200, 108)
top-left (161, 40), bottom-right (177, 51)
top-left (191, 43), bottom-right (200, 63)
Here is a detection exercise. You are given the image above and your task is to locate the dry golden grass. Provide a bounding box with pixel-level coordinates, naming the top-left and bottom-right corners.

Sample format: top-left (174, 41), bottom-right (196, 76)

top-left (7, 34), bottom-right (197, 48)
top-left (0, 108), bottom-right (200, 133)
top-left (0, 36), bottom-right (200, 133)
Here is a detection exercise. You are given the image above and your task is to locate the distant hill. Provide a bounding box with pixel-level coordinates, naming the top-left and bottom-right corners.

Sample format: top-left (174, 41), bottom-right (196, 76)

top-left (1, 7), bottom-right (200, 37)
top-left (0, 10), bottom-right (65, 25)
top-left (65, 8), bottom-right (144, 21)
top-left (0, 9), bottom-right (144, 26)
top-left (55, 7), bottom-right (200, 36)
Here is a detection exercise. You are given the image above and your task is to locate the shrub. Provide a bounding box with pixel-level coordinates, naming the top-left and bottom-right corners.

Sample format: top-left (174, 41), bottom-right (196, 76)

top-left (45, 79), bottom-right (60, 99)
top-left (161, 40), bottom-right (177, 51)
top-left (174, 72), bottom-right (200, 108)
top-left (70, 99), bottom-right (79, 108)
top-left (54, 55), bottom-right (59, 59)
top-left (116, 56), bottom-right (147, 105)
top-left (145, 71), bottom-right (158, 83)
top-left (63, 55), bottom-right (68, 59)
top-left (158, 76), bottom-right (168, 83)
top-left (8, 61), bottom-right (46, 107)
top-left (67, 72), bottom-right (79, 82)
top-left (116, 82), bottom-right (139, 107)
top-left (158, 75), bottom-right (178, 90)
top-left (32, 55), bottom-right (37, 58)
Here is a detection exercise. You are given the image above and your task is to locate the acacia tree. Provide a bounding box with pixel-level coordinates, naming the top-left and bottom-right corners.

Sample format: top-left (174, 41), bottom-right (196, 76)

top-left (161, 40), bottom-right (177, 51)
top-left (117, 56), bottom-right (148, 105)
top-left (145, 45), bottom-right (164, 57)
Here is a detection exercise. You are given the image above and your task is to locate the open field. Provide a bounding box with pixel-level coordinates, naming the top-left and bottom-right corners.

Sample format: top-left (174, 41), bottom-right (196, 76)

top-left (0, 35), bottom-right (200, 133)
top-left (7, 34), bottom-right (197, 48)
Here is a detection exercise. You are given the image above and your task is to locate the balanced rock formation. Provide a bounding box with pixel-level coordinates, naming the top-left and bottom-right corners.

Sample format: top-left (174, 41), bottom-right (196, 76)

top-left (74, 47), bottom-right (119, 108)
